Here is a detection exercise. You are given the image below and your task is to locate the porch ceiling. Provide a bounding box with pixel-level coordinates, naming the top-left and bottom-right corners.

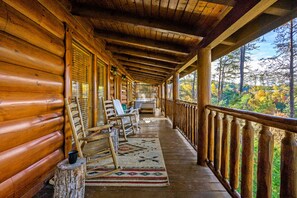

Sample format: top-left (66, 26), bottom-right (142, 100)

top-left (70, 0), bottom-right (297, 84)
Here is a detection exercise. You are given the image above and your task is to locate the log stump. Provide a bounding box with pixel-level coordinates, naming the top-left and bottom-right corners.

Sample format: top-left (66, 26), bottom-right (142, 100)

top-left (54, 158), bottom-right (86, 198)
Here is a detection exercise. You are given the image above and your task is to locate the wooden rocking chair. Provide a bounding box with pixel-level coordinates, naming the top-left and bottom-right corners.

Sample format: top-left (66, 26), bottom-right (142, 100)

top-left (102, 98), bottom-right (135, 141)
top-left (65, 97), bottom-right (119, 178)
top-left (113, 99), bottom-right (140, 130)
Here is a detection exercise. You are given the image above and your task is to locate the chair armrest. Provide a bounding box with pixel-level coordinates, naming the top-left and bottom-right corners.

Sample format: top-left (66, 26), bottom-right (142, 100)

top-left (79, 133), bottom-right (110, 142)
top-left (116, 113), bottom-right (135, 118)
top-left (87, 124), bottom-right (112, 132)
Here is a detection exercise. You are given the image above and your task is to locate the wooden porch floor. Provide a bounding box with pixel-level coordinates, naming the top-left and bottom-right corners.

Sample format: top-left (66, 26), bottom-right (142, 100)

top-left (85, 112), bottom-right (230, 198)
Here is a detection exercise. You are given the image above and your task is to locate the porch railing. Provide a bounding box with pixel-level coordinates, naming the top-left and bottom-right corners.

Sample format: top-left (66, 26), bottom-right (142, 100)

top-left (204, 105), bottom-right (297, 198)
top-left (175, 100), bottom-right (198, 149)
top-left (165, 99), bottom-right (173, 121)
top-left (163, 98), bottom-right (297, 197)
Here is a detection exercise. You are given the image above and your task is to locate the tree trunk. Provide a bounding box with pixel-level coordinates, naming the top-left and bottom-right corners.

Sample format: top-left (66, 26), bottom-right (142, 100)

top-left (54, 158), bottom-right (86, 198)
top-left (192, 71), bottom-right (196, 100)
top-left (239, 45), bottom-right (246, 94)
top-left (220, 64), bottom-right (225, 102)
top-left (289, 20), bottom-right (295, 118)
top-left (218, 58), bottom-right (222, 102)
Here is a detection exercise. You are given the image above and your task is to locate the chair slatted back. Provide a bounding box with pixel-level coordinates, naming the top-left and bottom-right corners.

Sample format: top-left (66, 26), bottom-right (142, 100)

top-left (102, 98), bottom-right (117, 122)
top-left (113, 99), bottom-right (125, 115)
top-left (65, 97), bottom-right (87, 157)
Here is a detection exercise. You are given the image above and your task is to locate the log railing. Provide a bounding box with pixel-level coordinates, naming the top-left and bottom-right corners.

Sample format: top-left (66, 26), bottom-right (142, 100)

top-left (166, 99), bottom-right (174, 121)
top-left (204, 105), bottom-right (297, 198)
top-left (175, 100), bottom-right (198, 149)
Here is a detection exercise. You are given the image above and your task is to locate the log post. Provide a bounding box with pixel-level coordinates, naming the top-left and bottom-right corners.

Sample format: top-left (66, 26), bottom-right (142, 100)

top-left (214, 112), bottom-right (222, 172)
top-left (164, 81), bottom-right (168, 117)
top-left (221, 114), bottom-right (229, 179)
top-left (208, 110), bottom-right (215, 163)
top-left (200, 108), bottom-right (209, 162)
top-left (257, 125), bottom-right (274, 198)
top-left (92, 56), bottom-right (98, 127)
top-left (106, 62), bottom-right (111, 100)
top-left (160, 84), bottom-right (163, 112)
top-left (280, 131), bottom-right (297, 198)
top-left (172, 72), bottom-right (179, 129)
top-left (54, 158), bottom-right (86, 198)
top-left (230, 116), bottom-right (240, 192)
top-left (241, 120), bottom-right (254, 198)
top-left (64, 24), bottom-right (72, 158)
top-left (197, 47), bottom-right (211, 166)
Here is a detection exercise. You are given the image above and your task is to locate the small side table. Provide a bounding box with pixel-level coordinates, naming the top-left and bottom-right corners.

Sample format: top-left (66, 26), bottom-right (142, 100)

top-left (53, 158), bottom-right (86, 198)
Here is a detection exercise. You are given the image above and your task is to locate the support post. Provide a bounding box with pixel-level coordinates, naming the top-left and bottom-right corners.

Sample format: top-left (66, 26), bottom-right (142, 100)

top-left (160, 83), bottom-right (163, 112)
top-left (92, 57), bottom-right (98, 127)
top-left (106, 62), bottom-right (111, 100)
top-left (197, 47), bottom-right (211, 166)
top-left (164, 81), bottom-right (168, 117)
top-left (172, 72), bottom-right (179, 129)
top-left (64, 24), bottom-right (72, 158)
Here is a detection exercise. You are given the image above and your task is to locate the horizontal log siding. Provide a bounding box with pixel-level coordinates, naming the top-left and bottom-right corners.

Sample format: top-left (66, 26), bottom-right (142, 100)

top-left (0, 1), bottom-right (65, 197)
top-left (0, 0), bottom-right (118, 197)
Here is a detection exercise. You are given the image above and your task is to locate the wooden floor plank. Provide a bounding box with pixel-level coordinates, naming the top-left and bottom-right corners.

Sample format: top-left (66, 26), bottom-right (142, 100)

top-left (85, 113), bottom-right (230, 198)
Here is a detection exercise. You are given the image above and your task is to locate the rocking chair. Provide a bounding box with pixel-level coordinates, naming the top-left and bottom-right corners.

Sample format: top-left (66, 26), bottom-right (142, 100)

top-left (102, 98), bottom-right (135, 141)
top-left (113, 99), bottom-right (140, 130)
top-left (65, 97), bottom-right (119, 178)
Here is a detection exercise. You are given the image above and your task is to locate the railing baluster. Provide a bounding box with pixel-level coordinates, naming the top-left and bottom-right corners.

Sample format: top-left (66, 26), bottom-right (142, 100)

top-left (208, 110), bottom-right (215, 162)
top-left (221, 114), bottom-right (229, 180)
top-left (230, 116), bottom-right (240, 191)
top-left (214, 112), bottom-right (222, 172)
top-left (192, 106), bottom-right (195, 145)
top-left (280, 131), bottom-right (297, 198)
top-left (241, 120), bottom-right (254, 198)
top-left (257, 125), bottom-right (274, 198)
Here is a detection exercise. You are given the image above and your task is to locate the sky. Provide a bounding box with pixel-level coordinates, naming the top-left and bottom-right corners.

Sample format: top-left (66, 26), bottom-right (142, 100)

top-left (211, 29), bottom-right (278, 82)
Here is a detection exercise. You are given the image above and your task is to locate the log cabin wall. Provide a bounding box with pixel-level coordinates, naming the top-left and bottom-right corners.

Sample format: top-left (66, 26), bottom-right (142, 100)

top-left (121, 79), bottom-right (127, 104)
top-left (0, 0), bottom-right (126, 197)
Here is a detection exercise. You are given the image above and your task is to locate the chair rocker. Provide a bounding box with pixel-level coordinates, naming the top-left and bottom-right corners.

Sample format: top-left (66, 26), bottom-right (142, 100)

top-left (113, 99), bottom-right (140, 131)
top-left (102, 98), bottom-right (135, 141)
top-left (65, 97), bottom-right (119, 178)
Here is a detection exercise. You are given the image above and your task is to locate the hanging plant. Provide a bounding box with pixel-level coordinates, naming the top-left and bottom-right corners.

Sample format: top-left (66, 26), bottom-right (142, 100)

top-left (121, 74), bottom-right (127, 81)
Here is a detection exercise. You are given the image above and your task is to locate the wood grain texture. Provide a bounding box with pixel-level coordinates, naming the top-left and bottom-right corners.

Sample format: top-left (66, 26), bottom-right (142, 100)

top-left (0, 32), bottom-right (64, 76)
top-left (280, 131), bottom-right (297, 198)
top-left (0, 113), bottom-right (63, 152)
top-left (257, 125), bottom-right (274, 198)
top-left (229, 117), bottom-right (240, 191)
top-left (0, 132), bottom-right (63, 183)
top-left (0, 149), bottom-right (64, 198)
top-left (2, 0), bottom-right (64, 39)
top-left (0, 2), bottom-right (65, 57)
top-left (214, 112), bottom-right (222, 171)
top-left (220, 114), bottom-right (229, 179)
top-left (241, 120), bottom-right (254, 198)
top-left (0, 92), bottom-right (64, 122)
top-left (0, 62), bottom-right (64, 93)
top-left (197, 47), bottom-right (211, 166)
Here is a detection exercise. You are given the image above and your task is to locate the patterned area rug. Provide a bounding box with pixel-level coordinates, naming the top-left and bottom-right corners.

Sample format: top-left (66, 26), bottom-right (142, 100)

top-left (85, 138), bottom-right (169, 187)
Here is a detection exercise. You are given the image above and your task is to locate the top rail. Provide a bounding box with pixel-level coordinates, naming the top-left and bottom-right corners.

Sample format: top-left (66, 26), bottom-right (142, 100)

top-left (206, 104), bottom-right (297, 133)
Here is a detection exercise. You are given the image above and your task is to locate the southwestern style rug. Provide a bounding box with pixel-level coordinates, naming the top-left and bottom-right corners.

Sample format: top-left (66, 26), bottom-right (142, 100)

top-left (85, 137), bottom-right (170, 187)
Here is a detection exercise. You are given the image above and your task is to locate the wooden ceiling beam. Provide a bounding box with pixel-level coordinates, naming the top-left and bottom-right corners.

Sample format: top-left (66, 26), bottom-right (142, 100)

top-left (128, 71), bottom-right (166, 78)
top-left (212, 7), bottom-right (297, 60)
top-left (95, 30), bottom-right (189, 56)
top-left (126, 68), bottom-right (167, 77)
top-left (107, 45), bottom-right (183, 64)
top-left (121, 61), bottom-right (171, 73)
top-left (201, 0), bottom-right (235, 6)
top-left (114, 54), bottom-right (176, 70)
top-left (199, 0), bottom-right (277, 48)
top-left (71, 4), bottom-right (203, 39)
top-left (264, 0), bottom-right (295, 16)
